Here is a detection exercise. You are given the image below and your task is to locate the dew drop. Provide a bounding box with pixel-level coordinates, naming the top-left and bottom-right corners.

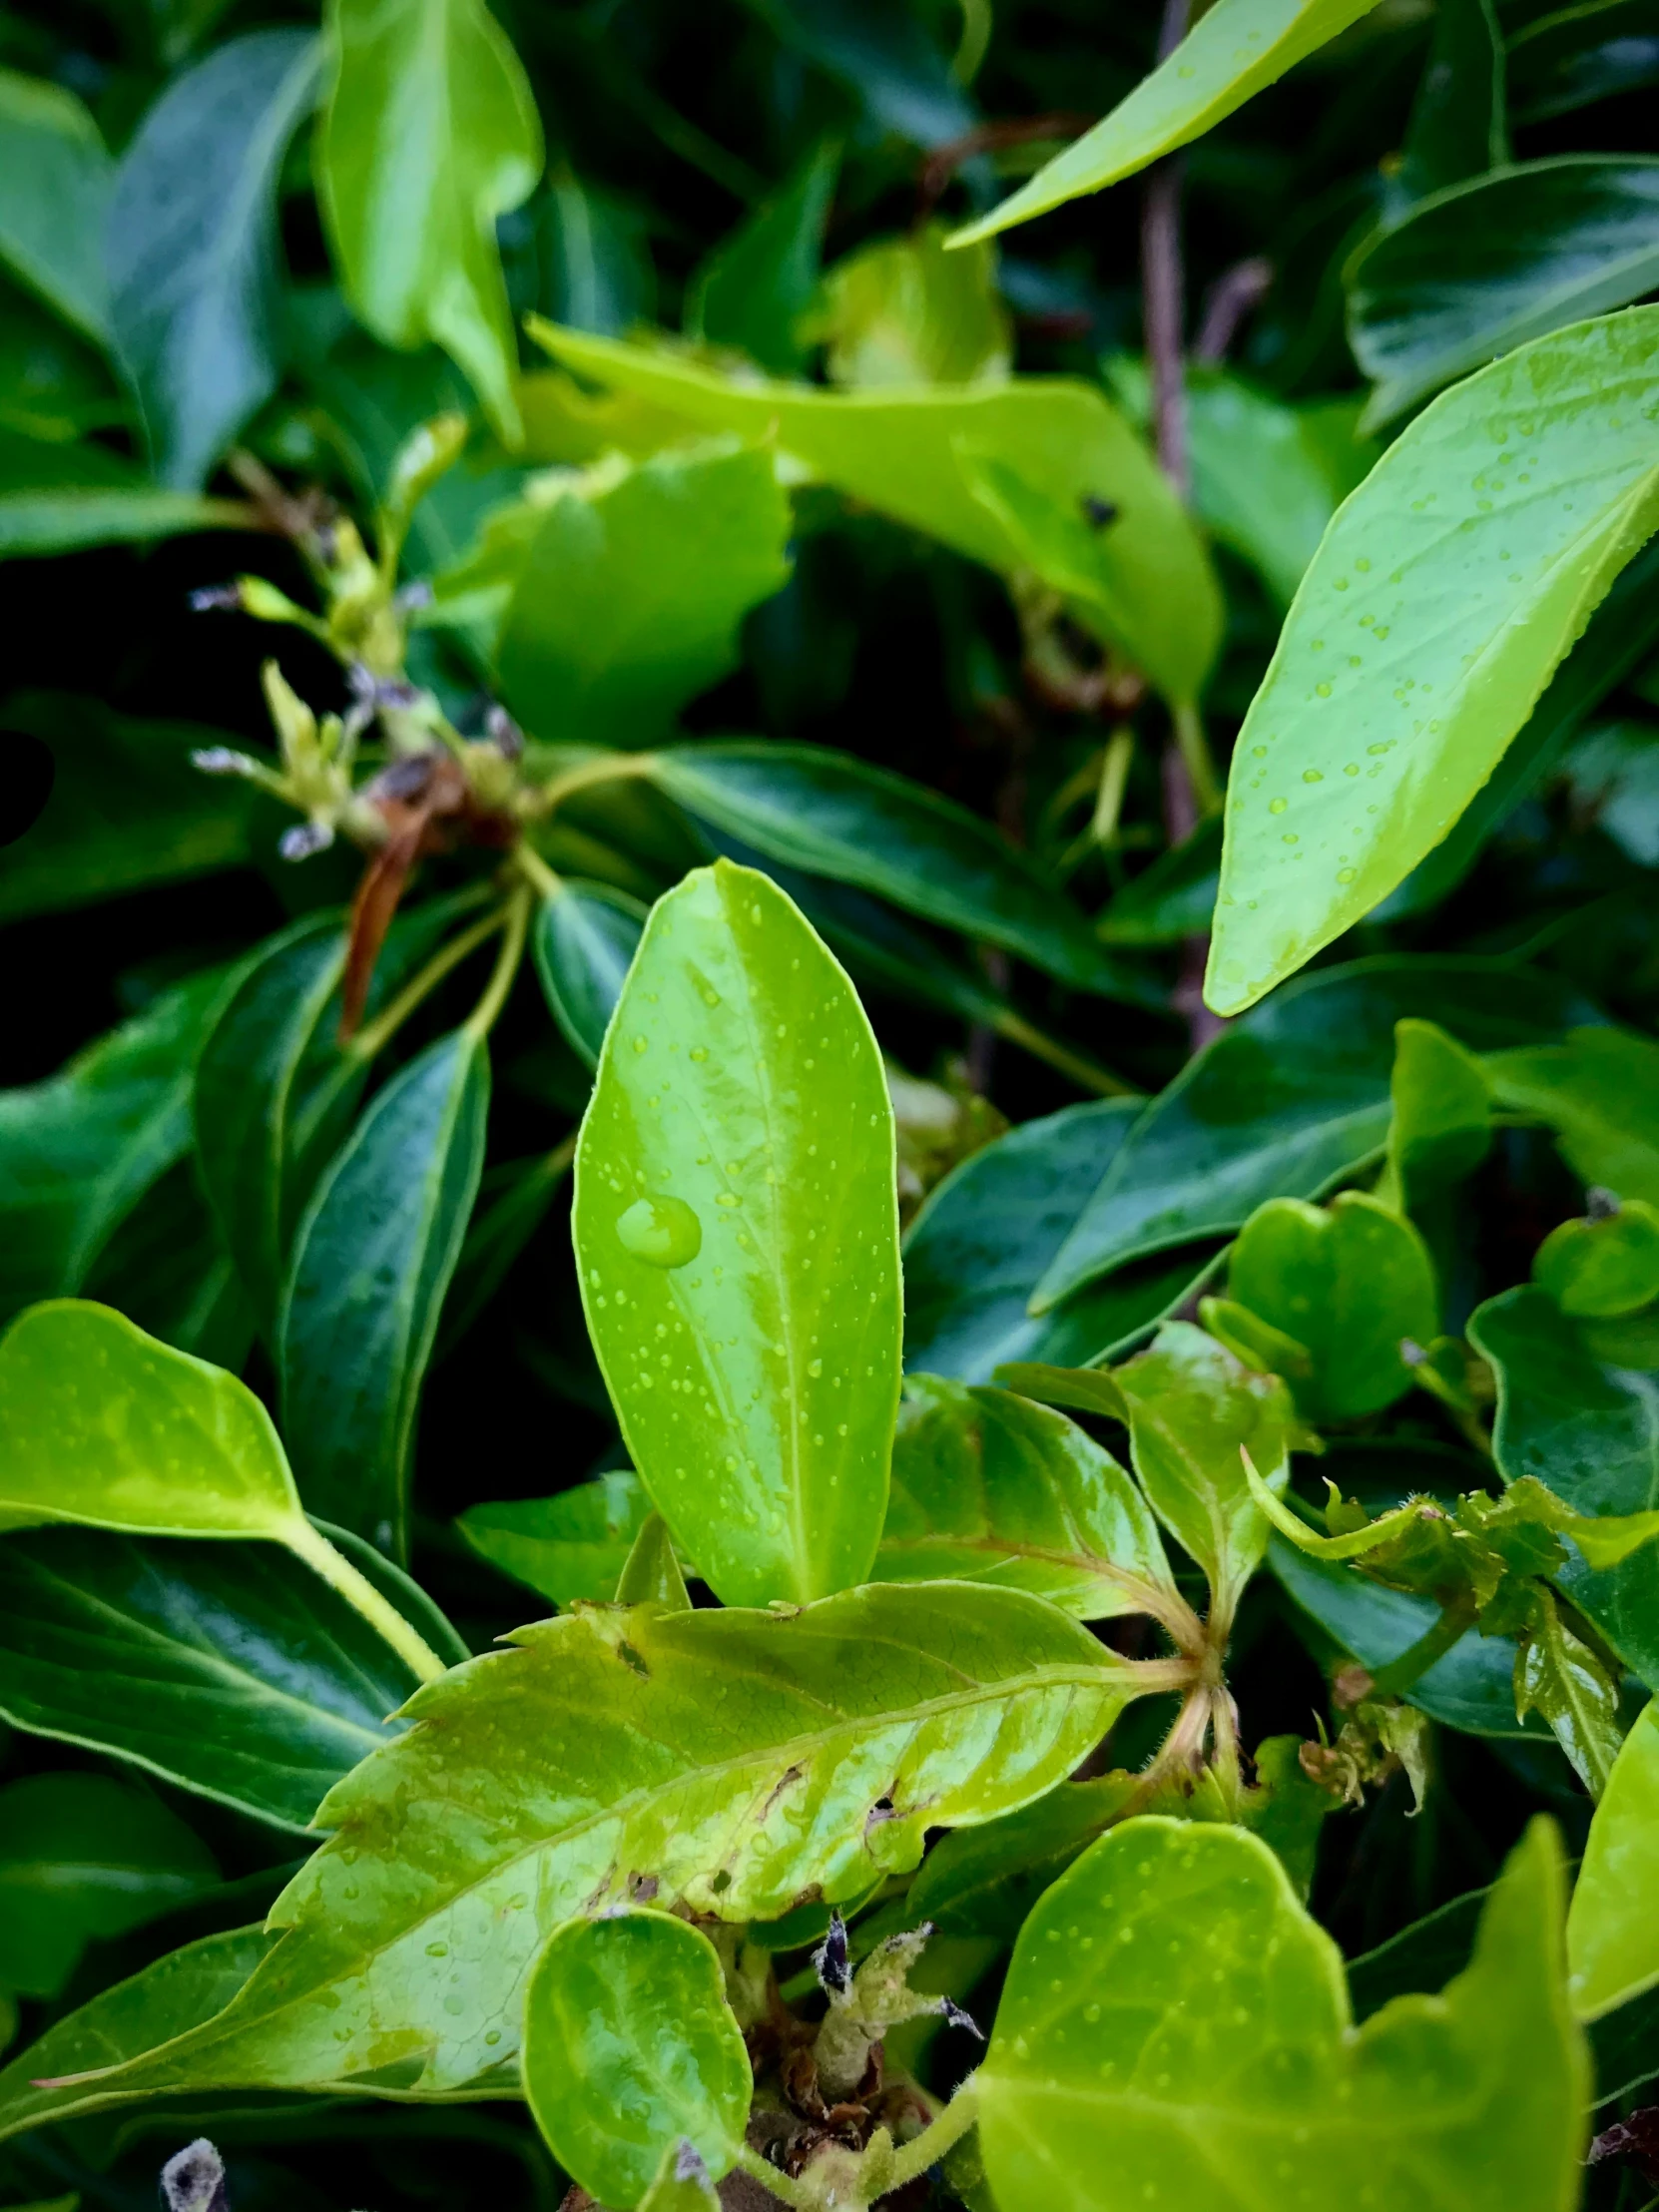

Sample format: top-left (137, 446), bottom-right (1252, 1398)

top-left (616, 1195), bottom-right (702, 1268)
top-left (1302, 769), bottom-right (1324, 784)
top-left (1316, 682), bottom-right (1332, 698)
top-left (1269, 797), bottom-right (1287, 815)
top-left (1337, 867), bottom-right (1357, 884)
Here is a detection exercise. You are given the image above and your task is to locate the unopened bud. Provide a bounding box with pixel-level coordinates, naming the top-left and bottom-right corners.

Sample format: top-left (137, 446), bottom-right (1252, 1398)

top-left (279, 822), bottom-right (334, 861)
top-left (189, 583), bottom-right (242, 614)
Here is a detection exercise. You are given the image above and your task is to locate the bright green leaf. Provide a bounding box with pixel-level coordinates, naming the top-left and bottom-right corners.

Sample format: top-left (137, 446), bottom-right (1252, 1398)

top-left (0, 427), bottom-right (242, 557)
top-left (456, 1470), bottom-right (654, 1606)
top-left (978, 1815), bottom-right (1587, 2212)
top-left (523, 1912), bottom-right (750, 2206)
top-left (873, 1374), bottom-right (1185, 1632)
top-left (315, 0), bottom-right (543, 443)
top-left (1206, 306), bottom-right (1659, 1015)
top-left (533, 881), bottom-right (647, 1069)
top-left (527, 323), bottom-right (1220, 709)
top-left (0, 1773), bottom-right (218, 2000)
top-left (810, 226), bottom-right (1010, 388)
top-left (107, 30), bottom-right (320, 489)
top-left (1225, 1190), bottom-right (1439, 1420)
top-left (948, 0), bottom-right (1386, 245)
top-left (687, 143), bottom-right (838, 375)
top-left (496, 443), bottom-right (792, 746)
top-left (1351, 159), bottom-right (1659, 428)
top-left (280, 1029), bottom-right (490, 1553)
top-left (1514, 1583), bottom-right (1623, 1796)
top-left (1534, 1198), bottom-right (1659, 1317)
top-left (1568, 1699), bottom-right (1659, 2017)
top-left (1486, 1024), bottom-right (1659, 1205)
top-left (1375, 1016), bottom-right (1492, 1215)
top-left (613, 1511), bottom-right (691, 1610)
top-left (0, 69), bottom-right (111, 341)
top-left (574, 860), bottom-right (901, 1607)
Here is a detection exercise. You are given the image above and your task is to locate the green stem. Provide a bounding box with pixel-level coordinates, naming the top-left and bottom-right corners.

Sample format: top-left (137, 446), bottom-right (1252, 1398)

top-left (1172, 700), bottom-right (1222, 819)
top-left (282, 1517), bottom-right (448, 1684)
top-left (464, 884), bottom-right (532, 1041)
top-left (1369, 1600), bottom-right (1477, 1700)
top-left (347, 904), bottom-right (510, 1064)
top-left (533, 751), bottom-right (653, 818)
top-left (511, 841), bottom-right (563, 901)
top-left (734, 2146), bottom-right (818, 2210)
top-left (887, 2079), bottom-right (980, 2191)
top-left (992, 1009), bottom-right (1140, 1098)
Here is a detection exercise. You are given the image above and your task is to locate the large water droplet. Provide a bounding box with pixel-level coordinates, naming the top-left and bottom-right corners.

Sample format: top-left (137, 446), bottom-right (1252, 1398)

top-left (616, 1195), bottom-right (702, 1269)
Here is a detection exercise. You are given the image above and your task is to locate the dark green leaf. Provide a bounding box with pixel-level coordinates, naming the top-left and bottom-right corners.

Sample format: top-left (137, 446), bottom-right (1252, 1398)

top-left (1036, 959), bottom-right (1584, 1311)
top-left (437, 1142), bottom-right (574, 1357)
top-left (901, 1100), bottom-right (1211, 1382)
top-left (523, 1912), bottom-right (749, 2206)
top-left (1509, 0), bottom-right (1659, 121)
top-left (1486, 1025), bottom-right (1659, 1205)
top-left (0, 70), bottom-right (111, 341)
top-left (107, 30), bottom-right (320, 490)
top-left (83, 1156), bottom-right (253, 1369)
top-left (906, 1778), bottom-right (1133, 1941)
top-left (739, 0), bottom-right (971, 148)
top-left (1395, 0), bottom-right (1506, 204)
top-left (0, 427), bottom-right (241, 557)
top-left (532, 881), bottom-right (647, 1069)
top-left (1374, 1017), bottom-right (1493, 1215)
top-left (280, 1029), bottom-right (490, 1552)
top-left (455, 1469), bottom-right (654, 1605)
top-left (1098, 819), bottom-right (1221, 947)
top-left (0, 278), bottom-right (125, 442)
top-left (687, 143), bottom-right (838, 375)
top-left (652, 743), bottom-right (1126, 995)
top-left (0, 1520), bottom-right (459, 1832)
top-left (1533, 1198), bottom-right (1659, 1317)
top-left (0, 1773), bottom-right (217, 2000)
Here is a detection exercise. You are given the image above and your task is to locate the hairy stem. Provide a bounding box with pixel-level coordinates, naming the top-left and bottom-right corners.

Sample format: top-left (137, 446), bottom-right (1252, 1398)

top-left (887, 2078), bottom-right (981, 2191)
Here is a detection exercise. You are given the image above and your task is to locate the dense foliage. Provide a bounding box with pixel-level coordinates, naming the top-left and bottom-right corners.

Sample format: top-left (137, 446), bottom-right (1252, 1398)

top-left (2, 0), bottom-right (1659, 2208)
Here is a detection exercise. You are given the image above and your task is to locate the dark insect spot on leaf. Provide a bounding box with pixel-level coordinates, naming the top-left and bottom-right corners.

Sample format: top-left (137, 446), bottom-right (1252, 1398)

top-left (865, 1794), bottom-right (899, 1833)
top-left (1079, 495), bottom-right (1119, 530)
top-left (813, 1911), bottom-right (851, 1993)
top-left (628, 1871), bottom-right (660, 1903)
top-left (0, 727), bottom-right (54, 849)
top-left (616, 1640), bottom-right (650, 1677)
top-left (711, 1869), bottom-right (732, 1894)
top-left (761, 1762), bottom-right (805, 1820)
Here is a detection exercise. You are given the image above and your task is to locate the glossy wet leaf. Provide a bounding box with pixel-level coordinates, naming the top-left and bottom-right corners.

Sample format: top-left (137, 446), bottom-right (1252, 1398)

top-left (1514, 1584), bottom-right (1622, 1794)
top-left (437, 1142), bottom-right (575, 1357)
top-left (1509, 0), bottom-right (1659, 122)
top-left (523, 1912), bottom-right (749, 2206)
top-left (529, 325), bottom-right (1219, 710)
top-left (1350, 160), bottom-right (1659, 428)
top-left (1567, 1700), bottom-right (1659, 2018)
top-left (574, 861), bottom-right (900, 1607)
top-left (1037, 959), bottom-right (1579, 1309)
top-left (280, 1029), bottom-right (489, 1552)
top-left (0, 1925), bottom-right (275, 2145)
top-left (496, 443), bottom-right (792, 747)
top-left (533, 882), bottom-right (647, 1069)
top-left (1485, 1024), bottom-right (1659, 1205)
top-left (613, 1512), bottom-right (690, 1610)
top-left (1206, 307), bottom-right (1659, 1016)
top-left (107, 30), bottom-right (320, 489)
top-left (44, 1584), bottom-right (1140, 2099)
top-left (651, 744), bottom-right (1125, 996)
top-left (1394, 0), bottom-right (1507, 204)
top-left (901, 1101), bottom-right (1207, 1382)
top-left (812, 226), bottom-right (1010, 388)
top-left (1376, 1016), bottom-right (1492, 1214)
top-left (1469, 1284), bottom-right (1659, 1687)
top-left (978, 1816), bottom-right (1586, 2212)
top-left (687, 143), bottom-right (838, 375)
top-left (949, 0), bottom-right (1385, 244)
top-left (0, 1773), bottom-right (218, 2000)
top-left (0, 69), bottom-right (111, 341)
top-left (0, 695), bottom-right (256, 927)
top-left (1225, 1191), bottom-right (1438, 1420)
top-left (0, 1520), bottom-right (461, 1831)
top-left (456, 1471), bottom-right (653, 1605)
top-left (1533, 1199), bottom-right (1659, 1316)
top-left (0, 974), bottom-right (225, 1326)
top-left (0, 429), bottom-right (241, 557)
top-left (315, 0), bottom-right (542, 443)
top-left (873, 1374), bottom-right (1181, 1628)
top-left (81, 1155), bottom-right (251, 1370)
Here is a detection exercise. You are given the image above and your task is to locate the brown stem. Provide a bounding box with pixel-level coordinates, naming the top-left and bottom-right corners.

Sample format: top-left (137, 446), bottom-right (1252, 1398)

top-left (1195, 256), bottom-right (1274, 365)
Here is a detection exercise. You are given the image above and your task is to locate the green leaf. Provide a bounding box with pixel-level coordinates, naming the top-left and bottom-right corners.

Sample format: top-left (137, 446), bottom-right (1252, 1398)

top-left (977, 1816), bottom-right (1587, 2212)
top-left (1508, 0), bottom-right (1659, 122)
top-left (315, 0), bottom-right (543, 444)
top-left (1485, 1024), bottom-right (1659, 1205)
top-left (0, 1520), bottom-right (461, 1831)
top-left (456, 1470), bottom-right (653, 1606)
top-left (0, 1925), bottom-right (275, 2145)
top-left (523, 1912), bottom-right (750, 2206)
top-left (1350, 160), bottom-right (1659, 429)
top-left (0, 69), bottom-right (111, 341)
top-left (107, 30), bottom-right (320, 490)
top-left (902, 1102), bottom-right (1208, 1382)
top-left (613, 1511), bottom-right (690, 1610)
top-left (0, 276), bottom-right (124, 442)
top-left (873, 1374), bottom-right (1185, 1632)
top-left (650, 743), bottom-right (1126, 996)
top-left (496, 443), bottom-right (792, 747)
top-left (1376, 1017), bottom-right (1492, 1215)
top-left (46, 1584), bottom-right (1141, 2101)
top-left (1224, 1191), bottom-right (1438, 1421)
top-left (1514, 1584), bottom-right (1623, 1796)
top-left (1468, 1284), bottom-right (1659, 1687)
top-left (533, 882), bottom-right (647, 1070)
top-left (0, 695), bottom-right (256, 926)
top-left (1562, 716), bottom-right (1659, 867)
top-left (0, 973), bottom-right (226, 1327)
top-left (527, 324), bottom-right (1220, 710)
top-left (80, 1155), bottom-right (252, 1370)
top-left (1568, 1700), bottom-right (1659, 2017)
top-left (1097, 819), bottom-right (1222, 948)
top-left (811, 226), bottom-right (1011, 389)
top-left (1533, 1198), bottom-right (1659, 1317)
top-left (574, 860), bottom-right (900, 1608)
top-left (687, 143), bottom-right (838, 375)
top-left (0, 428), bottom-right (242, 557)
top-left (1036, 958), bottom-right (1580, 1311)
top-left (906, 1777), bottom-right (1134, 1941)
top-left (534, 167), bottom-right (658, 340)
top-left (737, 0), bottom-right (971, 149)
top-left (0, 1773), bottom-right (218, 2000)
top-left (1394, 0), bottom-right (1507, 205)
top-left (1206, 306), bottom-right (1659, 1016)
top-left (948, 0), bottom-right (1386, 245)
top-left (280, 1029), bottom-right (490, 1553)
